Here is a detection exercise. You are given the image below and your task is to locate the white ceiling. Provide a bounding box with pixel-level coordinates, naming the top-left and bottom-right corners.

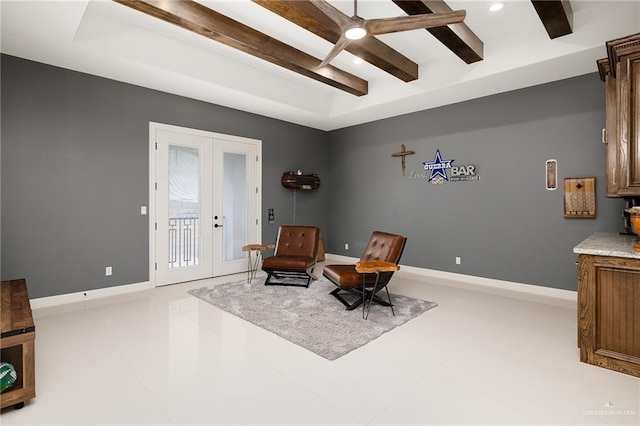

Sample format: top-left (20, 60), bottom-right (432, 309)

top-left (2, 1), bottom-right (639, 131)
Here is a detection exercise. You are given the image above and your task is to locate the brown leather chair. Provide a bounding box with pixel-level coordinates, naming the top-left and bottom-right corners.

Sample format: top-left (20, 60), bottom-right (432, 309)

top-left (323, 231), bottom-right (406, 311)
top-left (262, 225), bottom-right (320, 287)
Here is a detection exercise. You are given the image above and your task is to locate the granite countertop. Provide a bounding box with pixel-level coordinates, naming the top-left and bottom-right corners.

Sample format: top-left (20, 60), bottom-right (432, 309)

top-left (573, 232), bottom-right (640, 259)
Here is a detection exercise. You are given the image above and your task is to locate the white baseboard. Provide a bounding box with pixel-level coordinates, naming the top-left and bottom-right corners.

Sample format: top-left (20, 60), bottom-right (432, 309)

top-left (30, 281), bottom-right (152, 309)
top-left (30, 256), bottom-right (577, 310)
top-left (323, 254), bottom-right (577, 303)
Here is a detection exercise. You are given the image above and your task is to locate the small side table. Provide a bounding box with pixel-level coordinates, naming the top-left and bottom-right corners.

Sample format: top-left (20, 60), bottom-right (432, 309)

top-left (242, 244), bottom-right (275, 283)
top-left (355, 261), bottom-right (400, 319)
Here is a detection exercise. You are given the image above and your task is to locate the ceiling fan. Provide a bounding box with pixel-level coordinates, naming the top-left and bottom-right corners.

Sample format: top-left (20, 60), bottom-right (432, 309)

top-left (311, 0), bottom-right (466, 68)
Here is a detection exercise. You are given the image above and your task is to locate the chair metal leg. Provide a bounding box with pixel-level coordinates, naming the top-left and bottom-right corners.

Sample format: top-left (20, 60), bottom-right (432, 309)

top-left (263, 269), bottom-right (314, 287)
top-left (330, 287), bottom-right (364, 310)
top-left (330, 277), bottom-right (395, 315)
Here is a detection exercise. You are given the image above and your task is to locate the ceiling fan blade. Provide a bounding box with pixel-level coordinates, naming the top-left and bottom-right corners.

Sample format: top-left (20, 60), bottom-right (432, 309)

top-left (317, 34), bottom-right (351, 68)
top-left (308, 0), bottom-right (353, 28)
top-left (366, 10), bottom-right (466, 36)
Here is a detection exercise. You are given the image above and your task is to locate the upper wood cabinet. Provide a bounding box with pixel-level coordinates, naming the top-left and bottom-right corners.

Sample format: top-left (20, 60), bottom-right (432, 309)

top-left (598, 33), bottom-right (640, 197)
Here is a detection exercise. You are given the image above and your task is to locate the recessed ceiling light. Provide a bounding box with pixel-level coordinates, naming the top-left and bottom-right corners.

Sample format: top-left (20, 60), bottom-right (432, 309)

top-left (489, 2), bottom-right (504, 12)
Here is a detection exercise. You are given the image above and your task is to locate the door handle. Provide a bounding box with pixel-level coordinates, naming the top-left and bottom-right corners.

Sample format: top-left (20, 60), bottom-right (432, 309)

top-left (214, 224), bottom-right (223, 228)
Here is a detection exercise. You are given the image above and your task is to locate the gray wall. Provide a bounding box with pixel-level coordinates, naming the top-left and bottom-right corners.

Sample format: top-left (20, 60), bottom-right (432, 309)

top-left (2, 54), bottom-right (624, 297)
top-left (1, 55), bottom-right (329, 298)
top-left (326, 73), bottom-right (624, 291)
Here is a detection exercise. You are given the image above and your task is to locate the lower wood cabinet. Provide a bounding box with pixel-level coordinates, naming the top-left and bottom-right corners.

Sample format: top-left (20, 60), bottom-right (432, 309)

top-left (0, 279), bottom-right (36, 410)
top-left (577, 254), bottom-right (640, 377)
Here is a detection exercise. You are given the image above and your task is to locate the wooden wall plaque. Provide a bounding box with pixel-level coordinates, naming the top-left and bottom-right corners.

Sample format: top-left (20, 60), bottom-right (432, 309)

top-left (564, 177), bottom-right (596, 218)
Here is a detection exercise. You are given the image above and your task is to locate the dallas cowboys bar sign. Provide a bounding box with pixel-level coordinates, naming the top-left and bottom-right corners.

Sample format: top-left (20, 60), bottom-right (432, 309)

top-left (407, 149), bottom-right (480, 184)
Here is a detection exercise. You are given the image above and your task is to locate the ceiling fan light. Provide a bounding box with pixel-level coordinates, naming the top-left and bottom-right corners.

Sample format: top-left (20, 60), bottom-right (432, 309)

top-left (345, 26), bottom-right (366, 40)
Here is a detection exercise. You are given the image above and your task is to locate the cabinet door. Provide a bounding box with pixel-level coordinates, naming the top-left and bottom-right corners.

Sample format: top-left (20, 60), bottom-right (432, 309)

top-left (578, 254), bottom-right (640, 378)
top-left (617, 52), bottom-right (640, 195)
top-left (605, 74), bottom-right (620, 196)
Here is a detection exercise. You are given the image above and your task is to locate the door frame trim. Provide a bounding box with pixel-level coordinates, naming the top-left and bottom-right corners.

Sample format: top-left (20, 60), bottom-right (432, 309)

top-left (148, 122), bottom-right (262, 287)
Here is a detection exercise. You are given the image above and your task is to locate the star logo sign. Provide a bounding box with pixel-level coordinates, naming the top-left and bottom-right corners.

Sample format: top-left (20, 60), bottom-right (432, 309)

top-left (423, 150), bottom-right (454, 182)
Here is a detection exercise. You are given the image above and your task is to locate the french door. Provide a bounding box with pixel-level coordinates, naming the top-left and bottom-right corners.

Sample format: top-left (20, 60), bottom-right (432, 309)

top-left (150, 123), bottom-right (261, 286)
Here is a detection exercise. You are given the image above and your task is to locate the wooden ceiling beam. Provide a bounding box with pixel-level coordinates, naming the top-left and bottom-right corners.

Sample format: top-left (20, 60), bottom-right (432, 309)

top-left (253, 0), bottom-right (419, 82)
top-left (530, 0), bottom-right (573, 39)
top-left (114, 0), bottom-right (368, 96)
top-left (391, 0), bottom-right (483, 64)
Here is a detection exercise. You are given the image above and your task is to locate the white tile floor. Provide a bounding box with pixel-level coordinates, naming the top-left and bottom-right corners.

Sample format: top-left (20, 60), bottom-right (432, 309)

top-left (2, 263), bottom-right (639, 425)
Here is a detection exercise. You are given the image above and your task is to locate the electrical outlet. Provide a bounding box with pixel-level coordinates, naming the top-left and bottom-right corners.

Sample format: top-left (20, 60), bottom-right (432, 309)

top-left (345, 243), bottom-right (349, 250)
top-left (106, 266), bottom-right (113, 276)
top-left (455, 257), bottom-right (461, 265)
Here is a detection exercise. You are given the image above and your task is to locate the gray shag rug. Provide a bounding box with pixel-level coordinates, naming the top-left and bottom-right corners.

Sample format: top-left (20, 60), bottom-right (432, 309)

top-left (188, 276), bottom-right (437, 360)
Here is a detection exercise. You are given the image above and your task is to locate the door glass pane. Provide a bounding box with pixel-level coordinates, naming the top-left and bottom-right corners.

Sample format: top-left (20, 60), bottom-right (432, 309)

top-left (222, 152), bottom-right (247, 262)
top-left (168, 145), bottom-right (200, 268)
